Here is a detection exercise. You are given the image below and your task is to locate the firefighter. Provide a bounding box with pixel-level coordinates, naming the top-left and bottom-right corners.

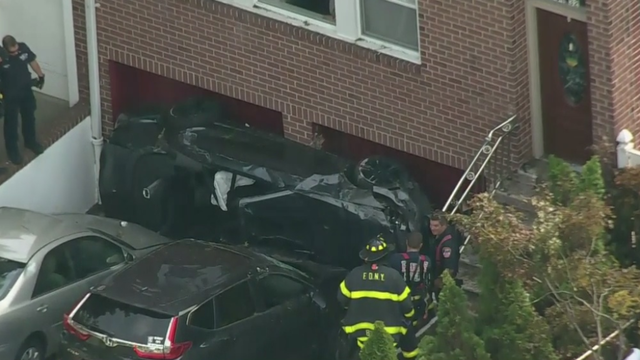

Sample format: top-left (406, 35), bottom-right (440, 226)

top-left (0, 35), bottom-right (45, 165)
top-left (388, 231), bottom-right (432, 326)
top-left (429, 211), bottom-right (461, 300)
top-left (337, 234), bottom-right (419, 360)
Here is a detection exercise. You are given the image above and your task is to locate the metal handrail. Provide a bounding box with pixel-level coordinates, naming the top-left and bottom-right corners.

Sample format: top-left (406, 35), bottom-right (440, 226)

top-left (417, 115), bottom-right (518, 337)
top-left (449, 135), bottom-right (509, 216)
top-left (442, 115), bottom-right (517, 213)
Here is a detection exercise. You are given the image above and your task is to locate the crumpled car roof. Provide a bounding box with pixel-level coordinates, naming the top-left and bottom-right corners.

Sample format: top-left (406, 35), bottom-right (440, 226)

top-left (169, 123), bottom-right (419, 218)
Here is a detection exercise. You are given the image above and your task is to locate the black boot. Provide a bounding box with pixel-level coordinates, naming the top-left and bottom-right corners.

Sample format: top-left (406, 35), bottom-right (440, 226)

top-left (25, 141), bottom-right (44, 155)
top-left (7, 148), bottom-right (23, 165)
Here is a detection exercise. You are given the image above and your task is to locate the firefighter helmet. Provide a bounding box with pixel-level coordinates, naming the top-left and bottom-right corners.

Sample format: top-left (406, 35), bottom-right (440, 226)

top-left (359, 234), bottom-right (395, 262)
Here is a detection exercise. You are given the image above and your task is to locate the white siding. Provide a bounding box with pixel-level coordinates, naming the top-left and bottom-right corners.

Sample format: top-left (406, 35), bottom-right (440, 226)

top-left (0, 117), bottom-right (96, 213)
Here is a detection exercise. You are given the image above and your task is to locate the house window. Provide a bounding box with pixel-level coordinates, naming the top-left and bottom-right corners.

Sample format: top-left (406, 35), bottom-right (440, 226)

top-left (252, 0), bottom-right (420, 55)
top-left (361, 0), bottom-right (419, 51)
top-left (551, 0), bottom-right (586, 7)
top-left (259, 0), bottom-right (336, 23)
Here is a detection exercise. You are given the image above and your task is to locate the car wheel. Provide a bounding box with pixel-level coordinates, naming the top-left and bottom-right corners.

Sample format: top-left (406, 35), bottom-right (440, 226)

top-left (354, 156), bottom-right (410, 189)
top-left (167, 98), bottom-right (226, 130)
top-left (15, 338), bottom-right (44, 360)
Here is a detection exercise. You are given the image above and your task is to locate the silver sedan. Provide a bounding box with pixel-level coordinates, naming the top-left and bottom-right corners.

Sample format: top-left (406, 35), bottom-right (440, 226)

top-left (0, 207), bottom-right (173, 360)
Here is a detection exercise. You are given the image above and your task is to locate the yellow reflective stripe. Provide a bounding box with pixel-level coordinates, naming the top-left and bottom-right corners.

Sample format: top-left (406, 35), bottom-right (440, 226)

top-left (411, 295), bottom-right (422, 301)
top-left (349, 286), bottom-right (411, 302)
top-left (343, 323), bottom-right (407, 335)
top-left (400, 286), bottom-right (411, 301)
top-left (357, 337), bottom-right (397, 349)
top-left (340, 281), bottom-right (351, 298)
top-left (366, 242), bottom-right (387, 252)
top-left (402, 349), bottom-right (420, 358)
top-left (412, 320), bottom-right (418, 326)
top-left (405, 309), bottom-right (415, 318)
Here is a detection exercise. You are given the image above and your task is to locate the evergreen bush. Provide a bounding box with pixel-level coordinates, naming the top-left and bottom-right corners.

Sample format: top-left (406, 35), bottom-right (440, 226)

top-left (547, 155), bottom-right (578, 205)
top-left (359, 321), bottom-right (397, 360)
top-left (577, 156), bottom-right (605, 199)
top-left (477, 259), bottom-right (557, 360)
top-left (418, 272), bottom-right (490, 360)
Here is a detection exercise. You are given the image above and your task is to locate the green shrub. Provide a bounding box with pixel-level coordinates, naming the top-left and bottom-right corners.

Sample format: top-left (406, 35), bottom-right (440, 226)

top-left (477, 259), bottom-right (557, 360)
top-left (359, 321), bottom-right (397, 360)
top-left (577, 156), bottom-right (605, 199)
top-left (418, 272), bottom-right (490, 360)
top-left (547, 155), bottom-right (578, 205)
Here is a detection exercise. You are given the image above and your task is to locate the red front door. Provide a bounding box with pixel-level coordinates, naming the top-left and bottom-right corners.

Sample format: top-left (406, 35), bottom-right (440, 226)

top-left (537, 8), bottom-right (593, 163)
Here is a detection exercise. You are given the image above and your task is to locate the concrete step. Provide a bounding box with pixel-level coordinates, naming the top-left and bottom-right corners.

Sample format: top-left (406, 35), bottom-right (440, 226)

top-left (460, 251), bottom-right (480, 268)
top-left (513, 169), bottom-right (538, 187)
top-left (493, 190), bottom-right (536, 213)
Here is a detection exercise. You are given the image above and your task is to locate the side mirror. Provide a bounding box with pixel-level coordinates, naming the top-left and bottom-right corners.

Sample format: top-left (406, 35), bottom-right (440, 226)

top-left (124, 252), bottom-right (134, 263)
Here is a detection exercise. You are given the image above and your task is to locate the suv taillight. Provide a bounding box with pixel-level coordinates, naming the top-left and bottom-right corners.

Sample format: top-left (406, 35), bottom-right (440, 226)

top-left (63, 293), bottom-right (91, 341)
top-left (133, 317), bottom-right (192, 360)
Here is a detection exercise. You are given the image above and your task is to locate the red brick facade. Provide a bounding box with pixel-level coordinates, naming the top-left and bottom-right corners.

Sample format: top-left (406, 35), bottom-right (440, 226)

top-left (71, 0), bottom-right (639, 171)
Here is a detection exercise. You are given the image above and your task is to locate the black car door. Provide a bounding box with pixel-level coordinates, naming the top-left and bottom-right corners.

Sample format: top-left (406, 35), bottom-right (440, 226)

top-left (191, 279), bottom-right (270, 360)
top-left (254, 272), bottom-right (326, 360)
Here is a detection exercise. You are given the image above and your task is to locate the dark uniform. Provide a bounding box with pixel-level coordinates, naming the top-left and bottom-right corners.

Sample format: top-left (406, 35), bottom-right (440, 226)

top-left (0, 42), bottom-right (39, 161)
top-left (433, 227), bottom-right (460, 279)
top-left (338, 236), bottom-right (419, 360)
top-left (388, 251), bottom-right (432, 325)
top-left (432, 226), bottom-right (461, 302)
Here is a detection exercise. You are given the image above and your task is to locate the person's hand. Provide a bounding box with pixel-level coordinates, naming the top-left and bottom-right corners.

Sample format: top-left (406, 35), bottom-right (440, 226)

top-left (434, 277), bottom-right (443, 289)
top-left (36, 75), bottom-right (45, 89)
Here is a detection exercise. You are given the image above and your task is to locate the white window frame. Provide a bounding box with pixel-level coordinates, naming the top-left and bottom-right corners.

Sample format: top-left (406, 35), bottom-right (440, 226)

top-left (358, 0), bottom-right (420, 52)
top-left (222, 0), bottom-right (421, 64)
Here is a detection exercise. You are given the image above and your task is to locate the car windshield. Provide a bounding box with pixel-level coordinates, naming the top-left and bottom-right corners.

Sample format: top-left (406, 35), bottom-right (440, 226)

top-left (73, 294), bottom-right (173, 344)
top-left (0, 257), bottom-right (25, 301)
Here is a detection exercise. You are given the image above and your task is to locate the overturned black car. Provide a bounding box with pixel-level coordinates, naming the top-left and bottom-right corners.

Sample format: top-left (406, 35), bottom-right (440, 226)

top-left (99, 98), bottom-right (433, 269)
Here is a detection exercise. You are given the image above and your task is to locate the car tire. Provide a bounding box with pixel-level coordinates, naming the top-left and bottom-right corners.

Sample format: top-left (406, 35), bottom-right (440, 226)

top-left (354, 156), bottom-right (410, 190)
top-left (167, 97), bottom-right (226, 131)
top-left (14, 337), bottom-right (45, 360)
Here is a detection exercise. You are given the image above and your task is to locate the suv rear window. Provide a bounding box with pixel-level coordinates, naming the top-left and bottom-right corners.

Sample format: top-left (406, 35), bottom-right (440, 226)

top-left (0, 258), bottom-right (25, 301)
top-left (73, 294), bottom-right (173, 344)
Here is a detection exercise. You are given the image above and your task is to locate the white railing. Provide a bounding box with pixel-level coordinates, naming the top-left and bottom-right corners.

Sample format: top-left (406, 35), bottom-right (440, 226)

top-left (616, 129), bottom-right (640, 168)
top-left (415, 115), bottom-right (518, 337)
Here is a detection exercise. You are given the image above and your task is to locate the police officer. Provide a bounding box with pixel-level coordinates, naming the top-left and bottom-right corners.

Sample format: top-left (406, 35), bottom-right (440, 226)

top-left (0, 35), bottom-right (45, 165)
top-left (337, 235), bottom-right (419, 360)
top-left (429, 211), bottom-right (461, 298)
top-left (388, 231), bottom-right (432, 326)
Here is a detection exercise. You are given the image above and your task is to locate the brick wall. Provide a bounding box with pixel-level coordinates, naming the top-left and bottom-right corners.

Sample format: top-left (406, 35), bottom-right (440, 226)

top-left (72, 0), bottom-right (528, 171)
top-left (70, 0), bottom-right (628, 171)
top-left (603, 0), bottom-right (640, 137)
top-left (585, 0), bottom-right (640, 144)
